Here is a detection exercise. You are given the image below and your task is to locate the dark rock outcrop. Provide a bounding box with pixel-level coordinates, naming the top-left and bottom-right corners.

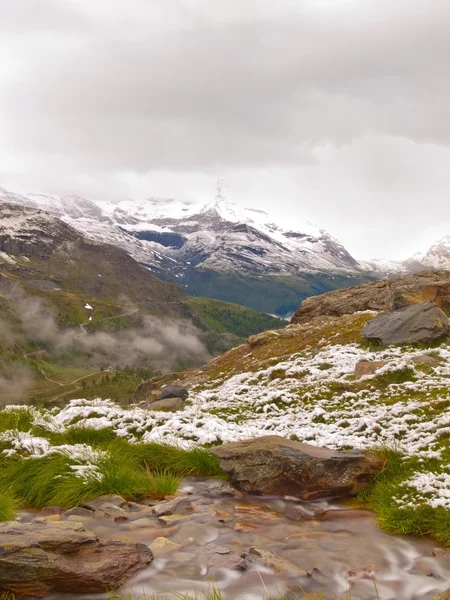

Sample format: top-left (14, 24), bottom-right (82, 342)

top-left (159, 385), bottom-right (189, 401)
top-left (291, 270), bottom-right (450, 325)
top-left (362, 301), bottom-right (450, 346)
top-left (210, 435), bottom-right (383, 500)
top-left (0, 520), bottom-right (153, 597)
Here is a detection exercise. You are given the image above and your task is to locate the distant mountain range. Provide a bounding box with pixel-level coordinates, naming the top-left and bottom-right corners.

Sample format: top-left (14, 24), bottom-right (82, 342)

top-left (0, 186), bottom-right (447, 316)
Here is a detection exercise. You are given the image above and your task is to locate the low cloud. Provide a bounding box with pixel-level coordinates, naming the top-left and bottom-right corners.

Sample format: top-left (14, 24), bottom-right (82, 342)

top-left (0, 290), bottom-right (210, 403)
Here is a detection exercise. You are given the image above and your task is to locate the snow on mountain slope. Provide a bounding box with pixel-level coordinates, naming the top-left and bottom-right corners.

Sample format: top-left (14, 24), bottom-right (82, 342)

top-left (0, 186), bottom-right (362, 276)
top-left (420, 236), bottom-right (450, 269)
top-left (0, 186), bottom-right (380, 315)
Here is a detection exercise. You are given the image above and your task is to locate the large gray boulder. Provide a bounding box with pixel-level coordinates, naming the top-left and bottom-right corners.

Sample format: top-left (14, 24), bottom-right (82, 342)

top-left (362, 301), bottom-right (450, 346)
top-left (159, 385), bottom-right (189, 401)
top-left (0, 520), bottom-right (152, 597)
top-left (210, 435), bottom-right (383, 500)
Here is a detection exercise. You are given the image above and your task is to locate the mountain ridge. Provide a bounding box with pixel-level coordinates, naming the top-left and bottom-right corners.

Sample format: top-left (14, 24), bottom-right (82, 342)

top-left (0, 187), bottom-right (375, 316)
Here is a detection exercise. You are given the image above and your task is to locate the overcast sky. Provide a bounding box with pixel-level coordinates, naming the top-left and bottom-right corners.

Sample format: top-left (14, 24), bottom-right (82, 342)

top-left (0, 0), bottom-right (449, 260)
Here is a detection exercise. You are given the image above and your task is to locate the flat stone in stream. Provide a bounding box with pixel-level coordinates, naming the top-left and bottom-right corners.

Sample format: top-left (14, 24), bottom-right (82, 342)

top-left (210, 435), bottom-right (384, 499)
top-left (61, 507), bottom-right (94, 520)
top-left (152, 496), bottom-right (193, 517)
top-left (204, 543), bottom-right (248, 571)
top-left (248, 546), bottom-right (309, 578)
top-left (82, 494), bottom-right (127, 511)
top-left (0, 520), bottom-right (153, 597)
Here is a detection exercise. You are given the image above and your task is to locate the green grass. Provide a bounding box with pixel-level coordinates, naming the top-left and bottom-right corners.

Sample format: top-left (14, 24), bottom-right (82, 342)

top-left (356, 449), bottom-right (450, 546)
top-left (110, 440), bottom-right (223, 477)
top-left (185, 297), bottom-right (285, 337)
top-left (0, 437), bottom-right (223, 510)
top-left (0, 407), bottom-right (34, 433)
top-left (0, 487), bottom-right (16, 522)
top-left (373, 366), bottom-right (417, 388)
top-left (36, 426), bottom-right (118, 447)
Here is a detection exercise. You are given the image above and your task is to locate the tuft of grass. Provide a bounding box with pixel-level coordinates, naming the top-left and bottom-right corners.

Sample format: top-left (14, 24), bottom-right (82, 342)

top-left (0, 407), bottom-right (34, 433)
top-left (356, 448), bottom-right (450, 546)
top-left (373, 366), bottom-right (416, 388)
top-left (0, 441), bottom-right (186, 509)
top-left (145, 469), bottom-right (180, 500)
top-left (110, 440), bottom-right (224, 478)
top-left (0, 487), bottom-right (16, 522)
top-left (0, 455), bottom-right (72, 508)
top-left (63, 426), bottom-right (117, 447)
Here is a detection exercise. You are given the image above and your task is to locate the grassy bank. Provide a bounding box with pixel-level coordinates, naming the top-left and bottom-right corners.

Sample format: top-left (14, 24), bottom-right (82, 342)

top-left (0, 422), bottom-right (222, 516)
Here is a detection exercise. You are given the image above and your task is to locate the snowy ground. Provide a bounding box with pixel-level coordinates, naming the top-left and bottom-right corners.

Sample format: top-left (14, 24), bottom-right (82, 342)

top-left (2, 327), bottom-right (450, 510)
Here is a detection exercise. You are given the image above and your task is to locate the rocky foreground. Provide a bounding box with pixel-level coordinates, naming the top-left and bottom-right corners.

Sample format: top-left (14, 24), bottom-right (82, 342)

top-left (3, 480), bottom-right (450, 600)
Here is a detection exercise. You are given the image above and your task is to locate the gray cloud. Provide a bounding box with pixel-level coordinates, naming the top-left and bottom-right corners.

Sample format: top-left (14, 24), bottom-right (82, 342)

top-left (1, 0), bottom-right (450, 259)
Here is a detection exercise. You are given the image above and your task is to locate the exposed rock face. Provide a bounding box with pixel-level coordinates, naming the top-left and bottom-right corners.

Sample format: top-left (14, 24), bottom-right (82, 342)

top-left (0, 520), bottom-right (153, 597)
top-left (291, 270), bottom-right (450, 325)
top-left (210, 436), bottom-right (383, 500)
top-left (147, 397), bottom-right (185, 412)
top-left (159, 385), bottom-right (189, 401)
top-left (362, 301), bottom-right (450, 346)
top-left (152, 496), bottom-right (193, 517)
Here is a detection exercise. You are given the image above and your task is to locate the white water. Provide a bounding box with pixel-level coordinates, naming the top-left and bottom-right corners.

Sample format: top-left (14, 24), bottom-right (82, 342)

top-left (36, 479), bottom-right (450, 600)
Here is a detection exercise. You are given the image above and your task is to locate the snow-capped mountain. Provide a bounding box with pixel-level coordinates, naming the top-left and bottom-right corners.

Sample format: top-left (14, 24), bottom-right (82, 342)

top-left (0, 186), bottom-right (375, 315)
top-left (419, 236), bottom-right (450, 270)
top-left (0, 186), bottom-right (361, 272)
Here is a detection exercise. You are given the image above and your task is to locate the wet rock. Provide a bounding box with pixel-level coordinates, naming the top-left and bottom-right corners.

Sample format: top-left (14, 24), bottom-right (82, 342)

top-left (152, 496), bottom-right (193, 517)
top-left (316, 508), bottom-right (375, 521)
top-left (204, 543), bottom-right (248, 571)
top-left (0, 520), bottom-right (153, 596)
top-left (354, 360), bottom-right (386, 379)
top-left (149, 537), bottom-right (182, 555)
top-left (207, 482), bottom-right (239, 497)
top-left (234, 504), bottom-right (283, 522)
top-left (158, 514), bottom-right (192, 526)
top-left (94, 502), bottom-right (128, 519)
top-left (234, 521), bottom-right (265, 532)
top-left (248, 546), bottom-right (308, 577)
top-left (126, 501), bottom-right (153, 511)
top-left (125, 517), bottom-right (156, 530)
top-left (61, 507), bottom-right (94, 520)
top-left (82, 494), bottom-right (127, 511)
top-left (362, 301), bottom-right (450, 346)
top-left (210, 435), bottom-right (384, 500)
top-left (41, 506), bottom-right (64, 516)
top-left (347, 565), bottom-right (378, 581)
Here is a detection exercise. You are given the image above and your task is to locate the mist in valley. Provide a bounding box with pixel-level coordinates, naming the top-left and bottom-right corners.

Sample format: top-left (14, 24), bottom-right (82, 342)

top-left (0, 290), bottom-right (210, 404)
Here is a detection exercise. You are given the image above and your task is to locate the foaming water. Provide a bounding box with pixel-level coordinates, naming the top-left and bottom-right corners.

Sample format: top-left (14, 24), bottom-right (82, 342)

top-left (38, 478), bottom-right (450, 600)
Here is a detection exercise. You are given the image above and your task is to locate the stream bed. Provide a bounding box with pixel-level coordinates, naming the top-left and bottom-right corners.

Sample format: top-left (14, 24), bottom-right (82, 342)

top-left (29, 478), bottom-right (450, 600)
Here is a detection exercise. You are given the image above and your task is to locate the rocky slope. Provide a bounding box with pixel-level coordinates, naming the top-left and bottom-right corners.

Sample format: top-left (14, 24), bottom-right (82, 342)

top-left (0, 187), bottom-right (374, 316)
top-left (290, 269), bottom-right (450, 324)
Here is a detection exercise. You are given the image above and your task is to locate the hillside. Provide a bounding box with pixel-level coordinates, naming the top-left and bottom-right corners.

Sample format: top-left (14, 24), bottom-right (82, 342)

top-left (0, 203), bottom-right (284, 405)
